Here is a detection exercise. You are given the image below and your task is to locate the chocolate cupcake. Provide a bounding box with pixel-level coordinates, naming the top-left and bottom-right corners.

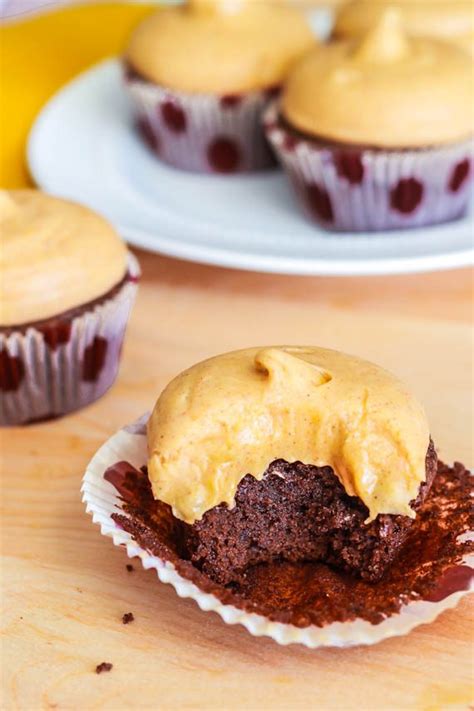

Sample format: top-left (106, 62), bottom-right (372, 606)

top-left (145, 346), bottom-right (435, 584)
top-left (264, 11), bottom-right (473, 232)
top-left (84, 347), bottom-right (473, 642)
top-left (0, 190), bottom-right (139, 426)
top-left (123, 0), bottom-right (314, 173)
top-left (333, 0), bottom-right (474, 54)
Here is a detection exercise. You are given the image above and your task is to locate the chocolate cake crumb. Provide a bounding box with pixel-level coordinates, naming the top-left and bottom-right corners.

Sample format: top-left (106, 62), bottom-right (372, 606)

top-left (186, 443), bottom-right (437, 585)
top-left (125, 564), bottom-right (134, 572)
top-left (105, 458), bottom-right (473, 628)
top-left (95, 662), bottom-right (113, 674)
top-left (122, 612), bottom-right (134, 624)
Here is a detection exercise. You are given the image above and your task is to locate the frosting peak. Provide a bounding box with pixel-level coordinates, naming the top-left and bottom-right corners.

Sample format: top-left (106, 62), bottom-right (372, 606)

top-left (352, 9), bottom-right (411, 63)
top-left (147, 346), bottom-right (430, 524)
top-left (255, 347), bottom-right (332, 392)
top-left (334, 0), bottom-right (474, 52)
top-left (281, 26), bottom-right (473, 147)
top-left (187, 0), bottom-right (243, 15)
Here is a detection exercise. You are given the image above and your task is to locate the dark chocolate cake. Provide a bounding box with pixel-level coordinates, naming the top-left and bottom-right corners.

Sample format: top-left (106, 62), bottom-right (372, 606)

top-left (106, 457), bottom-right (473, 628)
top-left (185, 442), bottom-right (437, 585)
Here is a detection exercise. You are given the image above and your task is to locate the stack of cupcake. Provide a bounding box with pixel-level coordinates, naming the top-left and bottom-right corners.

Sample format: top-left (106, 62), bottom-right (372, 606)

top-left (123, 0), bottom-right (473, 233)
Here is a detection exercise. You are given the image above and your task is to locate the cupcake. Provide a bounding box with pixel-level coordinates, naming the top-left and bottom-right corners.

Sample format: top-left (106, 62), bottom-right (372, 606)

top-left (264, 11), bottom-right (473, 232)
top-left (145, 346), bottom-right (434, 584)
top-left (0, 190), bottom-right (139, 426)
top-left (89, 346), bottom-right (473, 637)
top-left (333, 0), bottom-right (474, 54)
top-left (123, 0), bottom-right (315, 173)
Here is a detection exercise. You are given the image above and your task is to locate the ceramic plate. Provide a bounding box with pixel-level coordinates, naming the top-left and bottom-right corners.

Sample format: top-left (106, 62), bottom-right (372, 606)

top-left (28, 59), bottom-right (474, 276)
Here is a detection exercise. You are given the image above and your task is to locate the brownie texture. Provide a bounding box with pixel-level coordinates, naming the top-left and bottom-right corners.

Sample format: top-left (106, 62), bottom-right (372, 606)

top-left (184, 441), bottom-right (437, 585)
top-left (108, 458), bottom-right (472, 627)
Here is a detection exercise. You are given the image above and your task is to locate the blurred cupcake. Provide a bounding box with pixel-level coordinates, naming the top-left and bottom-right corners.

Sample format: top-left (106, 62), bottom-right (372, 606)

top-left (0, 190), bottom-right (139, 426)
top-left (123, 0), bottom-right (315, 173)
top-left (333, 0), bottom-right (474, 54)
top-left (264, 11), bottom-right (473, 232)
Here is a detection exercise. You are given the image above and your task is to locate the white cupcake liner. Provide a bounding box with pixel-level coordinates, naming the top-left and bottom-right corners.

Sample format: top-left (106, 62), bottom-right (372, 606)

top-left (81, 414), bottom-right (473, 648)
top-left (263, 102), bottom-right (474, 232)
top-left (124, 65), bottom-right (276, 173)
top-left (0, 254), bottom-right (139, 426)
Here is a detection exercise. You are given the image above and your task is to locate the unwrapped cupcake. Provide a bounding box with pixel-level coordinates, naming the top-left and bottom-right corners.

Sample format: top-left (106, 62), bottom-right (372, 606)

top-left (146, 346), bottom-right (435, 583)
top-left (92, 346), bottom-right (473, 638)
top-left (0, 190), bottom-right (139, 426)
top-left (123, 0), bottom-right (315, 173)
top-left (264, 10), bottom-right (473, 232)
top-left (333, 0), bottom-right (474, 54)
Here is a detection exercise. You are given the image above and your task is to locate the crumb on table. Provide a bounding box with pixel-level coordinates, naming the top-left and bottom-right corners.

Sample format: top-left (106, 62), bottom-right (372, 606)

top-left (95, 662), bottom-right (113, 674)
top-left (122, 612), bottom-right (134, 624)
top-left (126, 564), bottom-right (134, 572)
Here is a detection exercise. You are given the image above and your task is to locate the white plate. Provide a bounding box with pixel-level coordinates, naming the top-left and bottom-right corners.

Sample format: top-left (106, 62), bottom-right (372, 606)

top-left (28, 59), bottom-right (474, 276)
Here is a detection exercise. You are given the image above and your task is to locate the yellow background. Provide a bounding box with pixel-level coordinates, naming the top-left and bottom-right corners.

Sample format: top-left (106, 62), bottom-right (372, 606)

top-left (0, 2), bottom-right (154, 188)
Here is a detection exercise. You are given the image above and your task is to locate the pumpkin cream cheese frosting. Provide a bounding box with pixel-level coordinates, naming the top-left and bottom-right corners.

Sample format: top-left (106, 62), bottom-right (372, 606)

top-left (125, 0), bottom-right (315, 94)
top-left (0, 190), bottom-right (128, 326)
top-left (147, 346), bottom-right (430, 524)
top-left (281, 10), bottom-right (473, 148)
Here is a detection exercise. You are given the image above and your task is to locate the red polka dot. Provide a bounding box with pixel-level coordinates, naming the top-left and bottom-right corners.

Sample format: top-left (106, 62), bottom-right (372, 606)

top-left (283, 133), bottom-right (299, 152)
top-left (390, 178), bottom-right (424, 214)
top-left (40, 321), bottom-right (72, 350)
top-left (207, 137), bottom-right (241, 173)
top-left (264, 120), bottom-right (278, 133)
top-left (136, 116), bottom-right (160, 153)
top-left (220, 94), bottom-right (242, 109)
top-left (305, 184), bottom-right (334, 223)
top-left (0, 348), bottom-right (25, 392)
top-left (265, 86), bottom-right (281, 100)
top-left (82, 337), bottom-right (108, 382)
top-left (161, 100), bottom-right (187, 133)
top-left (335, 151), bottom-right (364, 184)
top-left (449, 158), bottom-right (471, 193)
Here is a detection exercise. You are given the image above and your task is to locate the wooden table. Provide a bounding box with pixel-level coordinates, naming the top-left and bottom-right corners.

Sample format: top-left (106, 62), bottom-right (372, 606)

top-left (2, 254), bottom-right (473, 710)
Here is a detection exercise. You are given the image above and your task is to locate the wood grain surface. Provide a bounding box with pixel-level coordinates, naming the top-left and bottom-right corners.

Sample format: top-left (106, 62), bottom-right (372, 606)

top-left (2, 253), bottom-right (473, 711)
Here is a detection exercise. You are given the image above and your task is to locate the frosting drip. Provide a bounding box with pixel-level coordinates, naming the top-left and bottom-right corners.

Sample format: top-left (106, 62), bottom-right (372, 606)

top-left (147, 346), bottom-right (430, 524)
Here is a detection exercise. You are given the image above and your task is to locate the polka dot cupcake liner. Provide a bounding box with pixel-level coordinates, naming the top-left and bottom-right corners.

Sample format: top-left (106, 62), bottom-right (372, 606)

top-left (124, 64), bottom-right (277, 174)
top-left (81, 415), bottom-right (473, 649)
top-left (0, 253), bottom-right (139, 426)
top-left (263, 102), bottom-right (473, 232)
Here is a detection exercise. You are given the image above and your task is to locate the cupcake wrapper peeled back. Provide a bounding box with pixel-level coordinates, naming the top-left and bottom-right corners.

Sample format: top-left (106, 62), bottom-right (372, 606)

top-left (0, 253), bottom-right (139, 426)
top-left (124, 64), bottom-right (277, 174)
top-left (263, 103), bottom-right (473, 232)
top-left (81, 415), bottom-right (474, 649)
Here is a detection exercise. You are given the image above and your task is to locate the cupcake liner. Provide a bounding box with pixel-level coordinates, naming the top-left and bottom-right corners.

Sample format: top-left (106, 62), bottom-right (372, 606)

top-left (263, 102), bottom-right (474, 232)
top-left (0, 254), bottom-right (140, 426)
top-left (124, 64), bottom-right (277, 173)
top-left (81, 414), bottom-right (473, 648)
